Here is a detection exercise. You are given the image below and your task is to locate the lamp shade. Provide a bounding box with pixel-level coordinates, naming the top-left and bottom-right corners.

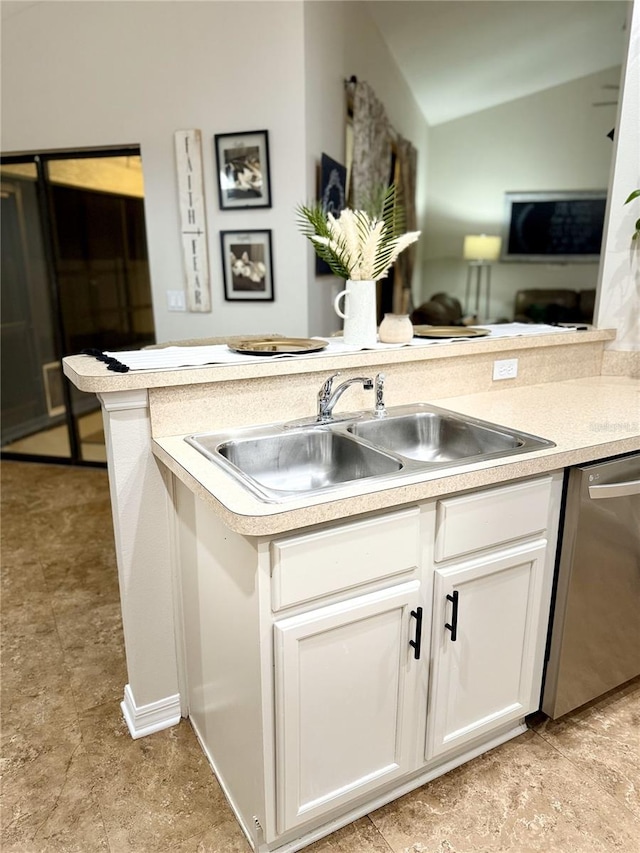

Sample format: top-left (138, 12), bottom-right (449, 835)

top-left (463, 234), bottom-right (502, 262)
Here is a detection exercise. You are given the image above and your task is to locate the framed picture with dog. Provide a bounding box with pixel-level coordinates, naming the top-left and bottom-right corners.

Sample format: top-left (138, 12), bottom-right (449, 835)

top-left (214, 130), bottom-right (272, 209)
top-left (221, 229), bottom-right (274, 301)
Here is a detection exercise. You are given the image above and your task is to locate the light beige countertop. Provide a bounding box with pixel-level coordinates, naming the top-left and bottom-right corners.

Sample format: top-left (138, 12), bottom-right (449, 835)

top-left (152, 375), bottom-right (640, 536)
top-left (63, 328), bottom-right (615, 393)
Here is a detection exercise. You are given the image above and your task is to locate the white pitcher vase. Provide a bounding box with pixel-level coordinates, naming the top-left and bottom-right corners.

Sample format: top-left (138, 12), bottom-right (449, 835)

top-left (333, 279), bottom-right (378, 348)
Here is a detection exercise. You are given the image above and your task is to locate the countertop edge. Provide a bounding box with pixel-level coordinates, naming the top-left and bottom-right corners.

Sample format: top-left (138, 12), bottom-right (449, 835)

top-left (153, 437), bottom-right (640, 537)
top-left (64, 329), bottom-right (616, 393)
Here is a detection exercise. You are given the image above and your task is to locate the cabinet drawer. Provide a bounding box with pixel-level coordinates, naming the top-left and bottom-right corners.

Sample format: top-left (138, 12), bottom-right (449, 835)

top-left (271, 507), bottom-right (420, 610)
top-left (435, 476), bottom-right (552, 562)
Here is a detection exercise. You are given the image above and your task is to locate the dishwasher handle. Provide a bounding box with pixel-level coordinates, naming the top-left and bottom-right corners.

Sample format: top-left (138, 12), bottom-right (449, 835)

top-left (588, 479), bottom-right (640, 500)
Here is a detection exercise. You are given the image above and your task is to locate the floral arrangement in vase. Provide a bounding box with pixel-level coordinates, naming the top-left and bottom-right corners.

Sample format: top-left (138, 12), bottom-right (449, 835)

top-left (296, 184), bottom-right (420, 281)
top-left (296, 185), bottom-right (420, 347)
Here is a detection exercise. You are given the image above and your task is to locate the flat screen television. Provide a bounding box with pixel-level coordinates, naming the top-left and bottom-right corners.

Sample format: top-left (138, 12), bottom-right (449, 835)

top-left (501, 191), bottom-right (607, 263)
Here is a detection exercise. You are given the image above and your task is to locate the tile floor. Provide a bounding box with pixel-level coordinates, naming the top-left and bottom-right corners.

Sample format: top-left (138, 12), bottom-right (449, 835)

top-left (1, 460), bottom-right (638, 853)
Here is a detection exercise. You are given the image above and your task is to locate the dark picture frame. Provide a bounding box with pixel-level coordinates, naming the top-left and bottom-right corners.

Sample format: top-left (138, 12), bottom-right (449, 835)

top-left (316, 153), bottom-right (347, 275)
top-left (214, 130), bottom-right (272, 209)
top-left (221, 229), bottom-right (274, 301)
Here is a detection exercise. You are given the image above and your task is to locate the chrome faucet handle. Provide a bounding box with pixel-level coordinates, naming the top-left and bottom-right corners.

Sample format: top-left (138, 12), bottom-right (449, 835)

top-left (317, 372), bottom-right (341, 419)
top-left (374, 373), bottom-right (387, 417)
top-left (318, 372), bottom-right (340, 401)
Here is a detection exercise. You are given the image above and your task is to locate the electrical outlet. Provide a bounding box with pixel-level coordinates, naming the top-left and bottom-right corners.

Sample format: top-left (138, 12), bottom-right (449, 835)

top-left (493, 358), bottom-right (518, 380)
top-left (167, 290), bottom-right (186, 312)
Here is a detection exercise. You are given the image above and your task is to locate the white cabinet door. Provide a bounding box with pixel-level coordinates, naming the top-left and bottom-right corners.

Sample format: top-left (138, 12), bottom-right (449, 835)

top-left (426, 541), bottom-right (547, 761)
top-left (274, 581), bottom-right (422, 834)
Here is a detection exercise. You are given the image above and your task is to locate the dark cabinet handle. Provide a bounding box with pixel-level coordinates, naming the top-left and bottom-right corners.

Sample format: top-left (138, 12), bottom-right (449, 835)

top-left (409, 607), bottom-right (423, 660)
top-left (445, 591), bottom-right (459, 642)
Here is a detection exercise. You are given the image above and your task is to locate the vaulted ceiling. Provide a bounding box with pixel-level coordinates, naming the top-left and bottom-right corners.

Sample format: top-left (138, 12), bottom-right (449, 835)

top-left (2, 1), bottom-right (630, 128)
top-left (365, 0), bottom-right (630, 125)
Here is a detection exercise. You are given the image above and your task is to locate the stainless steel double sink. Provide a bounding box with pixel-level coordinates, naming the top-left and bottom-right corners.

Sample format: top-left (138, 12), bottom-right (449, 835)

top-left (185, 403), bottom-right (555, 503)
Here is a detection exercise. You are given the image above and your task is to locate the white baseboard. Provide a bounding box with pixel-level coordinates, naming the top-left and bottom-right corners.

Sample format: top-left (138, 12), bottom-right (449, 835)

top-left (120, 684), bottom-right (182, 739)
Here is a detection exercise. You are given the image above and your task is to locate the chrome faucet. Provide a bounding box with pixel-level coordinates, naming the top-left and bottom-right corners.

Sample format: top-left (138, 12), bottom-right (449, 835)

top-left (317, 372), bottom-right (374, 423)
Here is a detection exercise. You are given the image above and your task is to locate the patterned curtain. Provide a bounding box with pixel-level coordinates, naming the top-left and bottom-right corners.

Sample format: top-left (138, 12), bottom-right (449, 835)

top-left (350, 81), bottom-right (392, 209)
top-left (393, 135), bottom-right (418, 313)
top-left (349, 79), bottom-right (419, 314)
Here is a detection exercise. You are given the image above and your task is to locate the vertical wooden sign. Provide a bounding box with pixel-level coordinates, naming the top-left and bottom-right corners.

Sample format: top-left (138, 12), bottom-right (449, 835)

top-left (174, 129), bottom-right (211, 312)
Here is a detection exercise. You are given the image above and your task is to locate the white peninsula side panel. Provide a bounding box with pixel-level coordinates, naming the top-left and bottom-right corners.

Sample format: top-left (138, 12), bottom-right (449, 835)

top-left (99, 389), bottom-right (181, 737)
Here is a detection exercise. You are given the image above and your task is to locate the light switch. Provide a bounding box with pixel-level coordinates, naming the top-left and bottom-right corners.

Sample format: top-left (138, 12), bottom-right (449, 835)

top-left (167, 290), bottom-right (186, 312)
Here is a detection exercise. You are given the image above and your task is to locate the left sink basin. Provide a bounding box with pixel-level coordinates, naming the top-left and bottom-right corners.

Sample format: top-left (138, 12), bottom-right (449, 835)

top-left (186, 428), bottom-right (403, 501)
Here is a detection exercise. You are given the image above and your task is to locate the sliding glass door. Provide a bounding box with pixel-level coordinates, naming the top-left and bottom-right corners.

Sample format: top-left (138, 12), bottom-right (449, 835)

top-left (0, 148), bottom-right (155, 465)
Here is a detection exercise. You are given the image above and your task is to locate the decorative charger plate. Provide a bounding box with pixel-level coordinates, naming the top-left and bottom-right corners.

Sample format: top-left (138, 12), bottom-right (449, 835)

top-left (227, 337), bottom-right (329, 356)
top-left (413, 326), bottom-right (491, 339)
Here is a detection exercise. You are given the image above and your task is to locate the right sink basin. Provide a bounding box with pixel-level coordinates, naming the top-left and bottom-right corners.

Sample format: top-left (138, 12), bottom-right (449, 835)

top-left (347, 405), bottom-right (554, 464)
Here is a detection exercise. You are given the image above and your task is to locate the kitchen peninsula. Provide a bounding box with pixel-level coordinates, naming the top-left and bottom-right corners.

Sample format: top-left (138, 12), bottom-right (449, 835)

top-left (64, 328), bottom-right (639, 853)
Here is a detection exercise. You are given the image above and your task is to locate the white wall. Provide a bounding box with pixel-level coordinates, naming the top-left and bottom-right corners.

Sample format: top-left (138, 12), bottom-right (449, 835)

top-left (303, 0), bottom-right (349, 337)
top-left (596, 0), bottom-right (640, 351)
top-left (420, 66), bottom-right (621, 321)
top-left (1, 0), bottom-right (309, 343)
top-left (303, 0), bottom-right (430, 336)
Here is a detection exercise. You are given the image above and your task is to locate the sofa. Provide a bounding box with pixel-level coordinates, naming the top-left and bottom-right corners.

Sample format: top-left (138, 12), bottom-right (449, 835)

top-left (410, 293), bottom-right (464, 326)
top-left (514, 289), bottom-right (595, 325)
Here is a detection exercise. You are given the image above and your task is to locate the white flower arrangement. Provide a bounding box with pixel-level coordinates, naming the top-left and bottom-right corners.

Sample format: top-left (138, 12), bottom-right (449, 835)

top-left (297, 185), bottom-right (420, 281)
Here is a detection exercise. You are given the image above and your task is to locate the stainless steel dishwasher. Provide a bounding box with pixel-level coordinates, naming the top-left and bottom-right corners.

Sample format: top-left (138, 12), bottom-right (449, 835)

top-left (542, 452), bottom-right (640, 719)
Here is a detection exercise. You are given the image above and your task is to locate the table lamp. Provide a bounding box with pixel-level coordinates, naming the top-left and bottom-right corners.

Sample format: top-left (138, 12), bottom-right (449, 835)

top-left (463, 234), bottom-right (502, 321)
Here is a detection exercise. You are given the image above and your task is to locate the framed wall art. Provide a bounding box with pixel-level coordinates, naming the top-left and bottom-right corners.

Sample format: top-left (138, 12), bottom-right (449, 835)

top-left (173, 129), bottom-right (211, 312)
top-left (221, 229), bottom-right (274, 301)
top-left (316, 153), bottom-right (347, 275)
top-left (214, 130), bottom-right (272, 209)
